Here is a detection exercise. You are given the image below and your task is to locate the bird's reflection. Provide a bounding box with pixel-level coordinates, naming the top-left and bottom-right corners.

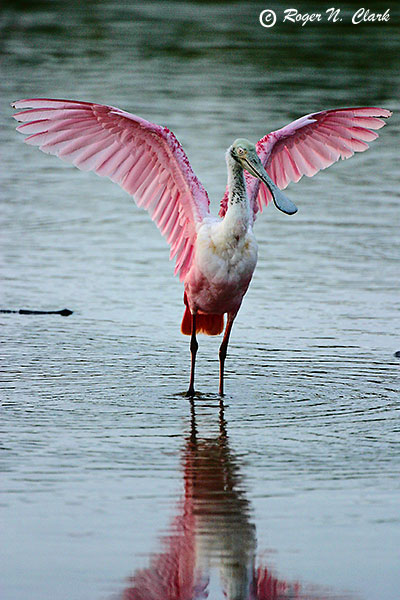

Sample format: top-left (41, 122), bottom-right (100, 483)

top-left (184, 400), bottom-right (256, 600)
top-left (120, 400), bottom-right (350, 600)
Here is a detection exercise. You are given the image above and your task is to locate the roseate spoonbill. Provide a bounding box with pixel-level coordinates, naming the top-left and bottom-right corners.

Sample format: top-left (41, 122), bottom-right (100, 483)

top-left (12, 99), bottom-right (391, 396)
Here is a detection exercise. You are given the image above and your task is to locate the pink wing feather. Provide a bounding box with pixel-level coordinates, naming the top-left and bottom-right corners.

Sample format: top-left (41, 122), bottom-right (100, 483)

top-left (219, 107), bottom-right (392, 220)
top-left (12, 98), bottom-right (211, 281)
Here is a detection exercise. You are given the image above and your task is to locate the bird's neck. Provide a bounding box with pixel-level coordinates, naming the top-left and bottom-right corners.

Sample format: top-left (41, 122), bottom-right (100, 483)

top-left (223, 156), bottom-right (252, 236)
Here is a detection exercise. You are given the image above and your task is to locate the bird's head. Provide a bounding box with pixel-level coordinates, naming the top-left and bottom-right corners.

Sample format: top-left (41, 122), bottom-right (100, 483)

top-left (229, 138), bottom-right (259, 173)
top-left (228, 138), bottom-right (298, 215)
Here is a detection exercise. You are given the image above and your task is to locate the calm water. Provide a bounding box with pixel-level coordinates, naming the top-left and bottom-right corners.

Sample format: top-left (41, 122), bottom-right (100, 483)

top-left (1, 1), bottom-right (400, 599)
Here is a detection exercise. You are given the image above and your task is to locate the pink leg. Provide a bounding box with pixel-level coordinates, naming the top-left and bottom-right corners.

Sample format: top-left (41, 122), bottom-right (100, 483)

top-left (186, 312), bottom-right (198, 397)
top-left (219, 312), bottom-right (237, 396)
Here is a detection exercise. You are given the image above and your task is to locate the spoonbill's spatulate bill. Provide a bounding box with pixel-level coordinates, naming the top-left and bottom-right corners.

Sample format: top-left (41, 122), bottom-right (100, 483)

top-left (12, 99), bottom-right (392, 396)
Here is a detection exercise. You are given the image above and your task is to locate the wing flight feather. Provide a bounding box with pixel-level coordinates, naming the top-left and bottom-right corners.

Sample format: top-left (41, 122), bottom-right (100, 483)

top-left (219, 107), bottom-right (391, 221)
top-left (12, 98), bottom-right (211, 280)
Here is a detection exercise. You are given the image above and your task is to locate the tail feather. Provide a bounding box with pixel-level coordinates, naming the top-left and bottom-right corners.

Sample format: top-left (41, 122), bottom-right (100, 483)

top-left (181, 293), bottom-right (224, 336)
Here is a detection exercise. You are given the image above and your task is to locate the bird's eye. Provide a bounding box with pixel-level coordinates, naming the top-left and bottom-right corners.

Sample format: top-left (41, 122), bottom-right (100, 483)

top-left (237, 147), bottom-right (246, 157)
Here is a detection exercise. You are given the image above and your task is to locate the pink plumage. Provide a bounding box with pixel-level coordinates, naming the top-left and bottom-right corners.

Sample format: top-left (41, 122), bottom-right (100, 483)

top-left (12, 98), bottom-right (392, 395)
top-left (12, 98), bottom-right (210, 282)
top-left (219, 107), bottom-right (392, 220)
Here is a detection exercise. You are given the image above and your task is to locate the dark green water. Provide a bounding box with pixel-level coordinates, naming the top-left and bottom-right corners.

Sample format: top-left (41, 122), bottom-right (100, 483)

top-left (1, 2), bottom-right (399, 599)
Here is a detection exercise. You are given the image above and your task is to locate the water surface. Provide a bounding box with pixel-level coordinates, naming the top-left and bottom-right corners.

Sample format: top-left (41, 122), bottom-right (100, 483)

top-left (1, 2), bottom-right (400, 599)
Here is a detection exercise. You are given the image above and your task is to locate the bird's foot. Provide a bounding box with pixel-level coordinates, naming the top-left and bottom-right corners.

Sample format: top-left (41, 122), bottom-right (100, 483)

top-left (186, 386), bottom-right (196, 397)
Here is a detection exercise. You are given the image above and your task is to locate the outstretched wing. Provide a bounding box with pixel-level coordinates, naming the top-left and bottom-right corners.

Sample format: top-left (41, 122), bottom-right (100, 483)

top-left (12, 98), bottom-right (211, 281)
top-left (219, 107), bottom-right (392, 221)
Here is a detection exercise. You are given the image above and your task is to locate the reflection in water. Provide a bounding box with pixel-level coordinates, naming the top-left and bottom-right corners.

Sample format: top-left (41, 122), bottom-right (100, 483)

top-left (120, 401), bottom-right (350, 600)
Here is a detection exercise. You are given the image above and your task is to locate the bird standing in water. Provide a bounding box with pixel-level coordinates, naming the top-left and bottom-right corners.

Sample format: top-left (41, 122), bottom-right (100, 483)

top-left (12, 99), bottom-right (391, 395)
